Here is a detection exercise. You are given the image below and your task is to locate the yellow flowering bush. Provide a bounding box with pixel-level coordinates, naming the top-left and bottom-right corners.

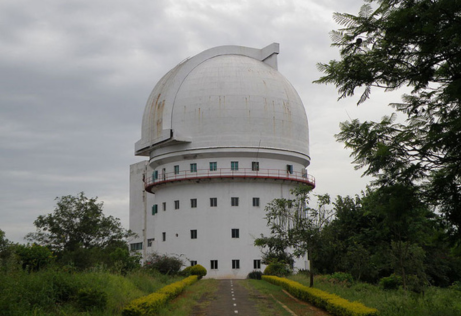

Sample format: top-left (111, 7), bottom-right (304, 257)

top-left (122, 275), bottom-right (198, 316)
top-left (262, 276), bottom-right (378, 316)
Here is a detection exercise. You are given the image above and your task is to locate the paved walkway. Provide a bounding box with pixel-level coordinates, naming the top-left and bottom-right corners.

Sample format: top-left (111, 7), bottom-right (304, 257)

top-left (198, 279), bottom-right (260, 315)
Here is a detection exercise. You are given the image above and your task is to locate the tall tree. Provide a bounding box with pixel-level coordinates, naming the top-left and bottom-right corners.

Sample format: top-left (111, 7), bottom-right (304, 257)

top-left (315, 0), bottom-right (461, 244)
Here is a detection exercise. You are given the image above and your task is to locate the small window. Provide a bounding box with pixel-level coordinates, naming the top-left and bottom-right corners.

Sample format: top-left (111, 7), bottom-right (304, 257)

top-left (152, 204), bottom-right (158, 215)
top-left (210, 260), bottom-right (218, 270)
top-left (174, 200), bottom-right (180, 209)
top-left (174, 165), bottom-right (179, 174)
top-left (190, 261), bottom-right (197, 266)
top-left (210, 162), bottom-right (217, 171)
top-left (253, 197), bottom-right (260, 207)
top-left (130, 242), bottom-right (143, 251)
top-left (163, 202), bottom-right (166, 211)
top-left (210, 198), bottom-right (217, 207)
top-left (190, 230), bottom-right (197, 239)
top-left (287, 164), bottom-right (293, 174)
top-left (252, 161), bottom-right (259, 171)
top-left (232, 259), bottom-right (240, 269)
top-left (231, 161), bottom-right (239, 171)
top-left (190, 163), bottom-right (197, 173)
top-left (231, 228), bottom-right (239, 238)
top-left (231, 197), bottom-right (239, 206)
top-left (254, 259), bottom-right (261, 269)
top-left (153, 170), bottom-right (158, 180)
top-left (162, 232), bottom-right (166, 242)
top-left (147, 238), bottom-right (154, 247)
top-left (191, 198), bottom-right (197, 208)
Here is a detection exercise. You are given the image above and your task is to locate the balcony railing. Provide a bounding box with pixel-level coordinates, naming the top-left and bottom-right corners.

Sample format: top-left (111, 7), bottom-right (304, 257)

top-left (145, 168), bottom-right (315, 193)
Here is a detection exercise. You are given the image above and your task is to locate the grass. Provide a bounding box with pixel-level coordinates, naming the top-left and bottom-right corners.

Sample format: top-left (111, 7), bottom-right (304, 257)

top-left (288, 274), bottom-right (461, 316)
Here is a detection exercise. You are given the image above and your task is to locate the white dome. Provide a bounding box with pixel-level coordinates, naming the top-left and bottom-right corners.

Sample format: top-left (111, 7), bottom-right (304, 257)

top-left (135, 43), bottom-right (310, 165)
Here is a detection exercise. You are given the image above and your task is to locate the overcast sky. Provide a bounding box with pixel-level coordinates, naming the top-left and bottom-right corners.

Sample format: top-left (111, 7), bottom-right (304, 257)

top-left (1, 0), bottom-right (402, 243)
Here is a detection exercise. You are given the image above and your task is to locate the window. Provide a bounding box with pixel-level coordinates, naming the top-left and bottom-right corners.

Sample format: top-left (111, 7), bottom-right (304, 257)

top-left (191, 198), bottom-right (197, 208)
top-left (210, 260), bottom-right (218, 270)
top-left (174, 165), bottom-right (179, 174)
top-left (232, 260), bottom-right (240, 269)
top-left (130, 242), bottom-right (142, 251)
top-left (254, 259), bottom-right (261, 269)
top-left (210, 198), bottom-right (217, 207)
top-left (231, 228), bottom-right (239, 238)
top-left (190, 261), bottom-right (197, 266)
top-left (253, 197), bottom-right (260, 207)
top-left (231, 161), bottom-right (239, 171)
top-left (287, 164), bottom-right (293, 174)
top-left (147, 238), bottom-right (154, 247)
top-left (152, 204), bottom-right (158, 215)
top-left (163, 202), bottom-right (166, 211)
top-left (231, 197), bottom-right (239, 206)
top-left (153, 170), bottom-right (158, 180)
top-left (174, 200), bottom-right (180, 209)
top-left (209, 162), bottom-right (217, 171)
top-left (190, 163), bottom-right (197, 172)
top-left (252, 161), bottom-right (259, 171)
top-left (162, 232), bottom-right (166, 242)
top-left (190, 230), bottom-right (197, 239)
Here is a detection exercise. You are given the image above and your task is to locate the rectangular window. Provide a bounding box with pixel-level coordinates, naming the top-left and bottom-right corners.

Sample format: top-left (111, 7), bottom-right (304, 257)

top-left (152, 204), bottom-right (158, 215)
top-left (210, 260), bottom-right (218, 270)
top-left (147, 238), bottom-right (154, 247)
top-left (153, 170), bottom-right (158, 180)
top-left (252, 161), bottom-right (259, 171)
top-left (287, 164), bottom-right (293, 174)
top-left (231, 228), bottom-right (239, 238)
top-left (190, 230), bottom-right (197, 239)
top-left (253, 197), bottom-right (260, 207)
top-left (232, 259), bottom-right (240, 269)
top-left (231, 161), bottom-right (239, 171)
top-left (231, 197), bottom-right (239, 206)
top-left (130, 242), bottom-right (143, 251)
top-left (209, 162), bottom-right (217, 171)
top-left (174, 200), bottom-right (180, 209)
top-left (163, 202), bottom-right (166, 211)
top-left (190, 163), bottom-right (197, 172)
top-left (174, 165), bottom-right (179, 174)
top-left (190, 261), bottom-right (197, 266)
top-left (191, 198), bottom-right (197, 208)
top-left (254, 259), bottom-right (261, 269)
top-left (210, 198), bottom-right (217, 207)
top-left (162, 232), bottom-right (166, 242)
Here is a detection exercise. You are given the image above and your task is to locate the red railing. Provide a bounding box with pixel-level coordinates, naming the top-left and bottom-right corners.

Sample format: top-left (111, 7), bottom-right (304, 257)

top-left (145, 168), bottom-right (315, 193)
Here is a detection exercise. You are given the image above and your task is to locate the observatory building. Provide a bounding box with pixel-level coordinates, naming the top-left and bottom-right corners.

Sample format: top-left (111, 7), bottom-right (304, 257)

top-left (129, 43), bottom-right (315, 278)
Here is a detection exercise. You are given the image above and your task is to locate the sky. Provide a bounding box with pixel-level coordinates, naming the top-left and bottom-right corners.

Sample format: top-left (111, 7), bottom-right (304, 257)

top-left (0, 0), bottom-right (403, 243)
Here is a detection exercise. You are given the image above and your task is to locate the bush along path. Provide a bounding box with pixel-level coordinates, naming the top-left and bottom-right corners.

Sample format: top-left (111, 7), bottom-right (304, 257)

top-left (263, 276), bottom-right (378, 316)
top-left (122, 275), bottom-right (199, 316)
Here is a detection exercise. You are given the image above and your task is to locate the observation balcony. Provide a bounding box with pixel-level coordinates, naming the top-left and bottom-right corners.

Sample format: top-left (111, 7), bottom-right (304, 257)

top-left (145, 168), bottom-right (315, 193)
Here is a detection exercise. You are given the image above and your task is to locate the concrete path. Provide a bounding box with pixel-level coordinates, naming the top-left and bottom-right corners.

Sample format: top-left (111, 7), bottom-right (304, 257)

top-left (198, 279), bottom-right (260, 315)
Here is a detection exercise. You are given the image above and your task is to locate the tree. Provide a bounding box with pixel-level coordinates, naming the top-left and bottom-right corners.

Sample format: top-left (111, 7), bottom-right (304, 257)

top-left (25, 193), bottom-right (136, 257)
top-left (315, 0), bottom-right (461, 244)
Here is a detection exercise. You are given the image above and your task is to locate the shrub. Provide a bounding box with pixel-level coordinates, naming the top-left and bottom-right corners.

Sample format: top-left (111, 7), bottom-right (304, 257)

top-left (76, 287), bottom-right (108, 311)
top-left (190, 264), bottom-right (207, 278)
top-left (379, 274), bottom-right (402, 290)
top-left (264, 262), bottom-right (290, 277)
top-left (144, 253), bottom-right (183, 275)
top-left (328, 272), bottom-right (354, 285)
top-left (248, 270), bottom-right (263, 280)
top-left (180, 266), bottom-right (192, 276)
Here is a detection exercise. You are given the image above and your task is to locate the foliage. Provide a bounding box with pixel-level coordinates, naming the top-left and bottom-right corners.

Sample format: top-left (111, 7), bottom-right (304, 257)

top-left (144, 252), bottom-right (183, 275)
top-left (248, 270), bottom-right (263, 280)
top-left (189, 264), bottom-right (207, 278)
top-left (315, 0), bottom-right (461, 245)
top-left (13, 243), bottom-right (55, 272)
top-left (263, 261), bottom-right (291, 277)
top-left (379, 274), bottom-right (402, 290)
top-left (328, 272), bottom-right (354, 286)
top-left (263, 275), bottom-right (378, 316)
top-left (76, 287), bottom-right (108, 311)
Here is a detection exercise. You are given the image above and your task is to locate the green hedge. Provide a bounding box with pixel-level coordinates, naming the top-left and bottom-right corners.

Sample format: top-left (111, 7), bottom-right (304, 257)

top-left (262, 276), bottom-right (378, 316)
top-left (122, 275), bottom-right (198, 316)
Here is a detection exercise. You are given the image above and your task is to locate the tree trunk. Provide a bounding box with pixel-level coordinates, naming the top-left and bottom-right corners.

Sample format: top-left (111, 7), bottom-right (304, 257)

top-left (309, 257), bottom-right (314, 287)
